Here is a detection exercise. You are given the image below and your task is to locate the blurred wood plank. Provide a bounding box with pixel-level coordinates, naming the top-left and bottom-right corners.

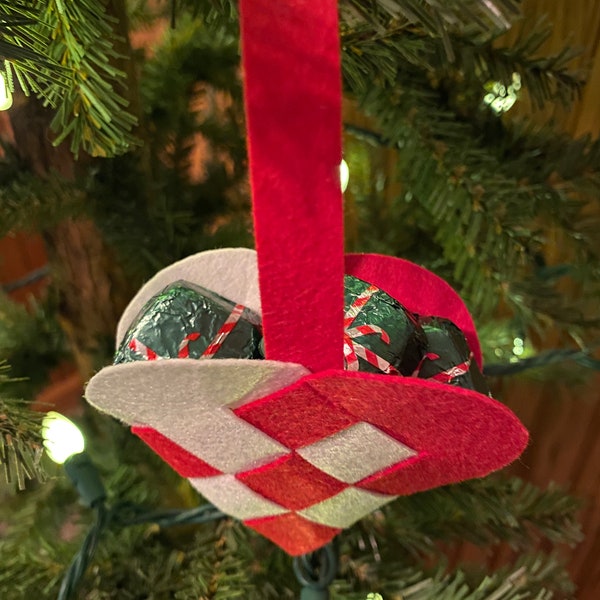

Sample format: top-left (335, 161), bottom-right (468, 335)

top-left (31, 362), bottom-right (84, 416)
top-left (502, 376), bottom-right (600, 599)
top-left (0, 233), bottom-right (29, 283)
top-left (0, 231), bottom-right (49, 303)
top-left (450, 375), bottom-right (600, 599)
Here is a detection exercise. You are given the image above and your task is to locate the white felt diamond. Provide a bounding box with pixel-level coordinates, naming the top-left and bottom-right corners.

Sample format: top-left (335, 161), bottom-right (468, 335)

top-left (171, 408), bottom-right (289, 473)
top-left (190, 474), bottom-right (289, 520)
top-left (297, 422), bottom-right (416, 483)
top-left (299, 487), bottom-right (396, 528)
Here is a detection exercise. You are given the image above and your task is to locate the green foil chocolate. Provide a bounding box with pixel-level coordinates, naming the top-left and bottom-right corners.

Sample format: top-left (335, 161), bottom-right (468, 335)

top-left (417, 316), bottom-right (489, 395)
top-left (114, 280), bottom-right (262, 364)
top-left (343, 274), bottom-right (426, 375)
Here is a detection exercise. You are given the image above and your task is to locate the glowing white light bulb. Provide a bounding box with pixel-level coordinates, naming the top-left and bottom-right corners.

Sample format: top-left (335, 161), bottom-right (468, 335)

top-left (0, 72), bottom-right (13, 111)
top-left (340, 159), bottom-right (349, 193)
top-left (42, 411), bottom-right (85, 464)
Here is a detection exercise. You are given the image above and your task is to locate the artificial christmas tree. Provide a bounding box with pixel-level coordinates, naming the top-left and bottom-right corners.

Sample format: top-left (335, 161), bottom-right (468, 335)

top-left (1, 0), bottom-right (597, 598)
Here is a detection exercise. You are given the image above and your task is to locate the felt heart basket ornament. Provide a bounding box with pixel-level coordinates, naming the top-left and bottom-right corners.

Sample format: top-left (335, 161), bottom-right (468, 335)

top-left (86, 248), bottom-right (527, 555)
top-left (85, 0), bottom-right (528, 556)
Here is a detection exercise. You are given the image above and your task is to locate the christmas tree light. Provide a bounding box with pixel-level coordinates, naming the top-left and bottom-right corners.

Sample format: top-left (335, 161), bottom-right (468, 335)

top-left (42, 411), bottom-right (85, 464)
top-left (340, 159), bottom-right (350, 192)
top-left (0, 72), bottom-right (13, 111)
top-left (42, 411), bottom-right (105, 508)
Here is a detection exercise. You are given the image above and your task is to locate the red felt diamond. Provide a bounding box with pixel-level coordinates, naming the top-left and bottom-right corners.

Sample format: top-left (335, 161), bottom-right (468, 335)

top-left (244, 512), bottom-right (342, 556)
top-left (234, 384), bottom-right (357, 449)
top-left (133, 425), bottom-right (222, 477)
top-left (237, 453), bottom-right (347, 510)
top-left (355, 454), bottom-right (449, 496)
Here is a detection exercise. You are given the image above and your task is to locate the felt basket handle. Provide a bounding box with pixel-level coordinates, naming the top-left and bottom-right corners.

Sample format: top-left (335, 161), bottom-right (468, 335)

top-left (240, 0), bottom-right (344, 373)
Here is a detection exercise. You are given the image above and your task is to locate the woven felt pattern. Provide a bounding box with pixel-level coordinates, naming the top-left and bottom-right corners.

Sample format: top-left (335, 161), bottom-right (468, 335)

top-left (86, 250), bottom-right (528, 556)
top-left (125, 366), bottom-right (527, 556)
top-left (133, 398), bottom-right (416, 555)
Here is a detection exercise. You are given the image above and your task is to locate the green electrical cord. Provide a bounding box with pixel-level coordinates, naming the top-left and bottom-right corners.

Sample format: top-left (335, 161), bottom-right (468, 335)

top-left (57, 498), bottom-right (225, 600)
top-left (293, 544), bottom-right (338, 600)
top-left (58, 452), bottom-right (337, 600)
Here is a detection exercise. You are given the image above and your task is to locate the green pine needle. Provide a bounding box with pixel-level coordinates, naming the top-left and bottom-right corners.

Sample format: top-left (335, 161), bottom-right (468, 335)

top-left (0, 364), bottom-right (46, 490)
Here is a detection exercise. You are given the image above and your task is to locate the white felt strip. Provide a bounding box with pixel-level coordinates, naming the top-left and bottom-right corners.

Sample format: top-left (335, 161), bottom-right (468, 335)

top-left (299, 487), bottom-right (396, 528)
top-left (86, 359), bottom-right (309, 471)
top-left (172, 409), bottom-right (290, 473)
top-left (190, 475), bottom-right (289, 520)
top-left (116, 248), bottom-right (261, 346)
top-left (297, 422), bottom-right (417, 484)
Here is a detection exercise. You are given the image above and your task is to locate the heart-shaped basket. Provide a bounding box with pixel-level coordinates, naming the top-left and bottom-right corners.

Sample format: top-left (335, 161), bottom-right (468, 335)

top-left (86, 0), bottom-right (527, 556)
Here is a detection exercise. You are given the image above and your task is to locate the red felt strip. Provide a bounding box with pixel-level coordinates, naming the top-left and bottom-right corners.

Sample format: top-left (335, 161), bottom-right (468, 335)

top-left (238, 453), bottom-right (347, 510)
top-left (240, 0), bottom-right (344, 372)
top-left (234, 382), bottom-right (358, 449)
top-left (245, 513), bottom-right (342, 556)
top-left (132, 425), bottom-right (222, 477)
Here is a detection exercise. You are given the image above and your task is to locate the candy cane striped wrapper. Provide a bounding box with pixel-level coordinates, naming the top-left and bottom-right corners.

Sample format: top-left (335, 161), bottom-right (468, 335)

top-left (342, 275), bottom-right (425, 376)
top-left (114, 281), bottom-right (262, 365)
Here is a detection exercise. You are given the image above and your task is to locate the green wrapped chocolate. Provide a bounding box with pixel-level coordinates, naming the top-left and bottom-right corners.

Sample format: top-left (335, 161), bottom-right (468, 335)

top-left (343, 274), bottom-right (426, 375)
top-left (114, 280), bottom-right (262, 364)
top-left (416, 316), bottom-right (489, 394)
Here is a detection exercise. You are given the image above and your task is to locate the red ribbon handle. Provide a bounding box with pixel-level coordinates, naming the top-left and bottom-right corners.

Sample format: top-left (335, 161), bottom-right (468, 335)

top-left (240, 0), bottom-right (344, 372)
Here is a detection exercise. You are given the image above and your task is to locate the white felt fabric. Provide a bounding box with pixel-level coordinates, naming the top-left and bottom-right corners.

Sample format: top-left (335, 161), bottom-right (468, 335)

top-left (116, 248), bottom-right (261, 347)
top-left (190, 475), bottom-right (289, 520)
top-left (297, 422), bottom-right (417, 484)
top-left (85, 359), bottom-right (309, 472)
top-left (299, 487), bottom-right (396, 528)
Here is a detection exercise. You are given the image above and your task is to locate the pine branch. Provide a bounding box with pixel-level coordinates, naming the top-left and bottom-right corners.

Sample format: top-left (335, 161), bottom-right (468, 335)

top-left (478, 17), bottom-right (585, 109)
top-left (0, 291), bottom-right (68, 398)
top-left (84, 17), bottom-right (252, 283)
top-left (191, 0), bottom-right (524, 38)
top-left (339, 4), bottom-right (594, 330)
top-left (345, 67), bottom-right (599, 333)
top-left (140, 16), bottom-right (242, 154)
top-left (36, 0), bottom-right (138, 157)
top-left (170, 520), bottom-right (266, 599)
top-left (0, 475), bottom-right (83, 599)
top-left (0, 144), bottom-right (86, 237)
top-left (348, 79), bottom-right (522, 317)
top-left (340, 0), bottom-right (523, 63)
top-left (340, 4), bottom-right (583, 106)
top-left (0, 364), bottom-right (46, 490)
top-left (0, 1), bottom-right (65, 88)
top-left (393, 477), bottom-right (583, 550)
top-left (379, 553), bottom-right (574, 600)
top-left (330, 552), bottom-right (574, 599)
top-left (338, 476), bottom-right (581, 566)
top-left (2, 0), bottom-right (138, 158)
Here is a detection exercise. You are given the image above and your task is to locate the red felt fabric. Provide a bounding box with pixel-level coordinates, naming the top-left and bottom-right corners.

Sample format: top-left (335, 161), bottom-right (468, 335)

top-left (345, 254), bottom-right (483, 367)
top-left (132, 425), bottom-right (222, 477)
top-left (238, 453), bottom-right (347, 510)
top-left (322, 376), bottom-right (522, 492)
top-left (242, 370), bottom-right (528, 496)
top-left (234, 383), bottom-right (358, 449)
top-left (244, 513), bottom-right (342, 556)
top-left (240, 0), bottom-right (344, 372)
